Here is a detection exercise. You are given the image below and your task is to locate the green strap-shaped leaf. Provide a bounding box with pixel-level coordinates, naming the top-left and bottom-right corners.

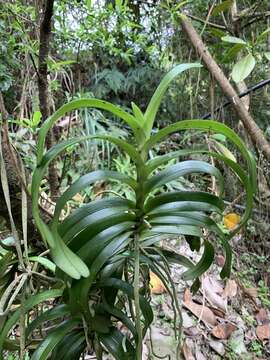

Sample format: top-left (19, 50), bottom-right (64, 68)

top-left (29, 256), bottom-right (56, 273)
top-left (144, 191), bottom-right (224, 213)
top-left (62, 211), bottom-right (135, 248)
top-left (143, 120), bottom-right (255, 233)
top-left (97, 302), bottom-right (136, 337)
top-left (182, 240), bottom-right (215, 280)
top-left (36, 98), bottom-right (144, 163)
top-left (58, 198), bottom-right (134, 235)
top-left (52, 179), bottom-right (135, 228)
top-left (220, 237), bottom-right (232, 279)
top-left (146, 148), bottom-right (211, 174)
top-left (145, 160), bottom-right (224, 196)
top-left (146, 248), bottom-right (195, 270)
top-left (26, 305), bottom-right (70, 338)
top-left (148, 200), bottom-right (222, 215)
top-left (50, 231), bottom-right (90, 279)
top-left (143, 120), bottom-right (256, 192)
top-left (143, 63), bottom-right (202, 137)
top-left (51, 330), bottom-right (85, 360)
top-left (149, 213), bottom-right (223, 237)
top-left (99, 278), bottom-right (153, 332)
top-left (141, 228), bottom-right (201, 247)
top-left (67, 232), bottom-right (132, 317)
top-left (31, 318), bottom-right (81, 360)
top-left (131, 102), bottom-right (145, 124)
top-left (72, 222), bottom-right (134, 261)
top-left (99, 328), bottom-right (135, 360)
top-left (0, 289), bottom-right (63, 359)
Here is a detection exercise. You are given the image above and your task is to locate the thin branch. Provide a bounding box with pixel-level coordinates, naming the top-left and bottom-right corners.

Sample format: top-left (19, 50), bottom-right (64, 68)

top-left (186, 14), bottom-right (226, 30)
top-left (202, 78), bottom-right (270, 119)
top-left (241, 12), bottom-right (270, 29)
top-left (180, 15), bottom-right (270, 160)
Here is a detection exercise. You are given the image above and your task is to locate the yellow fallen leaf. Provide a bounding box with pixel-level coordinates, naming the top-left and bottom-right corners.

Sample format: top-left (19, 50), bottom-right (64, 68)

top-left (149, 271), bottom-right (166, 294)
top-left (223, 213), bottom-right (240, 230)
top-left (72, 193), bottom-right (84, 202)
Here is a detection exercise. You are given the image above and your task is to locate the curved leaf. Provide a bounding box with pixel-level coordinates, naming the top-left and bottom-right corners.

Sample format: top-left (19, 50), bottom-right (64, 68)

top-left (99, 278), bottom-right (153, 332)
top-left (29, 256), bottom-right (56, 273)
top-left (31, 318), bottom-right (81, 360)
top-left (220, 237), bottom-right (232, 279)
top-left (144, 191), bottom-right (224, 213)
top-left (50, 231), bottom-right (90, 279)
top-left (99, 328), bottom-right (135, 360)
top-left (36, 98), bottom-right (144, 163)
top-left (62, 211), bottom-right (135, 248)
top-left (0, 289), bottom-right (63, 358)
top-left (58, 198), bottom-right (134, 235)
top-left (75, 222), bottom-right (134, 261)
top-left (52, 180), bottom-right (135, 228)
top-left (26, 305), bottom-right (70, 338)
top-left (51, 330), bottom-right (85, 360)
top-left (143, 120), bottom-right (255, 188)
top-left (144, 63), bottom-right (202, 137)
top-left (143, 120), bottom-right (256, 231)
top-left (149, 212), bottom-right (223, 237)
top-left (182, 240), bottom-right (215, 280)
top-left (145, 160), bottom-right (224, 195)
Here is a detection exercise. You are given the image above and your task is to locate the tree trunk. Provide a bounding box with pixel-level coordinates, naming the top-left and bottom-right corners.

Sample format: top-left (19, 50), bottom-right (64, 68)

top-left (0, 93), bottom-right (41, 242)
top-left (180, 15), bottom-right (270, 161)
top-left (38, 0), bottom-right (59, 200)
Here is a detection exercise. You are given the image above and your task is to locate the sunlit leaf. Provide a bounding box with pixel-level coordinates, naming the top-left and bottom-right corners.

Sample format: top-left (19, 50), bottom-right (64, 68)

top-left (264, 52), bottom-right (270, 61)
top-left (223, 213), bottom-right (241, 230)
top-left (232, 54), bottom-right (256, 83)
top-left (222, 35), bottom-right (246, 45)
top-left (212, 0), bottom-right (233, 16)
top-left (149, 271), bottom-right (166, 294)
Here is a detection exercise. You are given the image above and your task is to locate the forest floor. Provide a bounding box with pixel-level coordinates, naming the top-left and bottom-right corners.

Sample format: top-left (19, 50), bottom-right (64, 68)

top-left (138, 237), bottom-right (270, 360)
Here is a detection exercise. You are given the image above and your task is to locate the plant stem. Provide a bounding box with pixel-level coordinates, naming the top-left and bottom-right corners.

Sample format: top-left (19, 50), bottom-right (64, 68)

top-left (134, 232), bottom-right (142, 360)
top-left (19, 284), bottom-right (26, 360)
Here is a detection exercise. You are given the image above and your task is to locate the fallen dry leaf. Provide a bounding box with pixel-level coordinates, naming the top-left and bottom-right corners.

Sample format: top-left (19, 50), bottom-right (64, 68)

top-left (243, 287), bottom-right (258, 299)
top-left (224, 213), bottom-right (241, 230)
top-left (216, 254), bottom-right (225, 267)
top-left (183, 289), bottom-right (217, 326)
top-left (150, 271), bottom-right (166, 294)
top-left (209, 340), bottom-right (225, 356)
top-left (183, 288), bottom-right (193, 302)
top-left (184, 326), bottom-right (201, 337)
top-left (182, 340), bottom-right (195, 360)
top-left (256, 324), bottom-right (270, 340)
top-left (202, 277), bottom-right (227, 311)
top-left (142, 343), bottom-right (149, 360)
top-left (211, 323), bottom-right (237, 339)
top-left (210, 306), bottom-right (225, 318)
top-left (256, 309), bottom-right (269, 325)
top-left (162, 302), bottom-right (174, 321)
top-left (223, 279), bottom-right (238, 298)
top-left (195, 349), bottom-right (207, 360)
